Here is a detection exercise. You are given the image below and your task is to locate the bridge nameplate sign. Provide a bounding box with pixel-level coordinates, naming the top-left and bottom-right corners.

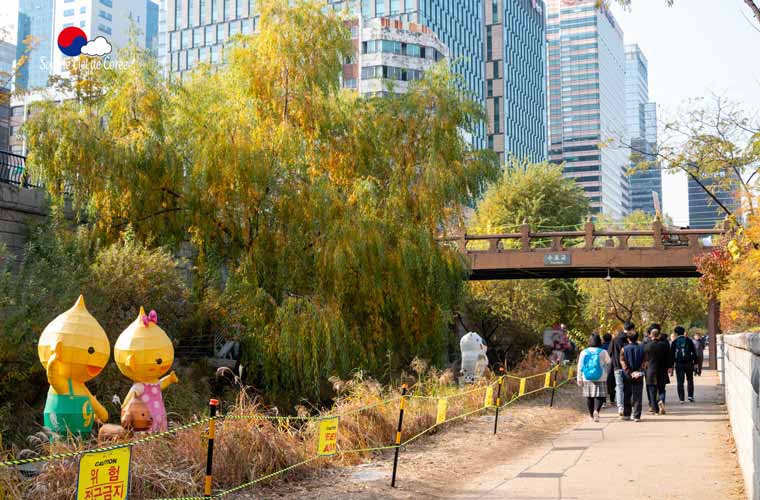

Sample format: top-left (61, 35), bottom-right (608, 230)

top-left (544, 253), bottom-right (571, 266)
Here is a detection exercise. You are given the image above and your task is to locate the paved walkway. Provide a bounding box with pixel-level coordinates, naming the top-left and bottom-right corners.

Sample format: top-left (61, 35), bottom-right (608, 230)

top-left (450, 370), bottom-right (742, 500)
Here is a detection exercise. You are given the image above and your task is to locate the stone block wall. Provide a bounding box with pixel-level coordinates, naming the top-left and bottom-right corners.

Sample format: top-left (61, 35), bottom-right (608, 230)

top-left (723, 332), bottom-right (760, 500)
top-left (0, 183), bottom-right (47, 261)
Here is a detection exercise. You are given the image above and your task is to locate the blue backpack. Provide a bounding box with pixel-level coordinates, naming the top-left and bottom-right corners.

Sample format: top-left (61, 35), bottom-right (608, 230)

top-left (581, 347), bottom-right (604, 381)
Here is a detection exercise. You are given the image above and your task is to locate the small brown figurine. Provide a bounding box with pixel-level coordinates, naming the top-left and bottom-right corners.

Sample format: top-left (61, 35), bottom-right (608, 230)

top-left (121, 397), bottom-right (153, 432)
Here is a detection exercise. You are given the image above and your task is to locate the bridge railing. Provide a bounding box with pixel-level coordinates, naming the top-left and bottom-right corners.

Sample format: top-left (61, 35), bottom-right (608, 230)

top-left (443, 221), bottom-right (726, 253)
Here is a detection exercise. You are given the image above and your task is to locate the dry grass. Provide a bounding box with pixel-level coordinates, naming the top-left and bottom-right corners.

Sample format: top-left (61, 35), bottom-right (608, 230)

top-left (0, 356), bottom-right (564, 500)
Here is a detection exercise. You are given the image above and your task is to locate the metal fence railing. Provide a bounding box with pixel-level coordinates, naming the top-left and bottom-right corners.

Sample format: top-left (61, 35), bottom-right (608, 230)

top-left (0, 150), bottom-right (42, 189)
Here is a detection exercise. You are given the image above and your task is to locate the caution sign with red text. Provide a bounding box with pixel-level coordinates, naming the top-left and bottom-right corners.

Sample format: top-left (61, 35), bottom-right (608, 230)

top-left (317, 417), bottom-right (339, 456)
top-left (76, 446), bottom-right (131, 500)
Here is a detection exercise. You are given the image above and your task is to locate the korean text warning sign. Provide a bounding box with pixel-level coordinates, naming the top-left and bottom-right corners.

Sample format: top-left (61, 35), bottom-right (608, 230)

top-left (317, 417), bottom-right (339, 456)
top-left (76, 446), bottom-right (131, 500)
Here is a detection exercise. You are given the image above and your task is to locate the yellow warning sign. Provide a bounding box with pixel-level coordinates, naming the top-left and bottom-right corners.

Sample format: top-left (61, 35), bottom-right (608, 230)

top-left (436, 398), bottom-right (447, 424)
top-left (484, 386), bottom-right (494, 408)
top-left (317, 417), bottom-right (339, 456)
top-left (76, 446), bottom-right (131, 500)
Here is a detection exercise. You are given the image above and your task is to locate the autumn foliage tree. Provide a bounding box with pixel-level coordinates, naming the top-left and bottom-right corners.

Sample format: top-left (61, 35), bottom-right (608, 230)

top-left (21, 0), bottom-right (499, 402)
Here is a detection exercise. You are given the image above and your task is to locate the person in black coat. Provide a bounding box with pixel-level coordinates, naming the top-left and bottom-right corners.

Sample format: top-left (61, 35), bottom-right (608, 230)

top-left (671, 325), bottom-right (699, 402)
top-left (601, 333), bottom-right (614, 405)
top-left (644, 325), bottom-right (671, 414)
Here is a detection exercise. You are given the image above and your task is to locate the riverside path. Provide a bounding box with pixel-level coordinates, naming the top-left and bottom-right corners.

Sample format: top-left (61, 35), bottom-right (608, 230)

top-left (448, 369), bottom-right (741, 500)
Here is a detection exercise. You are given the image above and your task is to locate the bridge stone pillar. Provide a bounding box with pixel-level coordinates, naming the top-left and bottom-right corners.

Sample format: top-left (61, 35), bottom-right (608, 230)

top-left (707, 299), bottom-right (720, 370)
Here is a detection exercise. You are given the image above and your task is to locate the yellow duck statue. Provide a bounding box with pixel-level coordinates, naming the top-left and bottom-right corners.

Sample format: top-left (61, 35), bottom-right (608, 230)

top-left (38, 295), bottom-right (110, 436)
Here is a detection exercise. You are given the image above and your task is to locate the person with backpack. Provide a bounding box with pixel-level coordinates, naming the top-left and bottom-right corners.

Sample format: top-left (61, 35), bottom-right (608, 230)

top-left (608, 321), bottom-right (634, 416)
top-left (644, 325), bottom-right (671, 415)
top-left (577, 333), bottom-right (612, 422)
top-left (671, 326), bottom-right (698, 402)
top-left (620, 330), bottom-right (646, 421)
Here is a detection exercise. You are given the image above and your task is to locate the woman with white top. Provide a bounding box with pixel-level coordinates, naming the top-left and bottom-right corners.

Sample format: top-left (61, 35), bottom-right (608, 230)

top-left (577, 333), bottom-right (612, 422)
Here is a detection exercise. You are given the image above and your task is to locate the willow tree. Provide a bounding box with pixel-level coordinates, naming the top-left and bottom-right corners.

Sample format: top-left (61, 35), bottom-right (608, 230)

top-left (23, 0), bottom-right (499, 401)
top-left (461, 160), bottom-right (590, 364)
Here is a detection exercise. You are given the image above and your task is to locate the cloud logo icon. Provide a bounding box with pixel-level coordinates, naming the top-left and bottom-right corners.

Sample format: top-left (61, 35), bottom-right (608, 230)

top-left (80, 36), bottom-right (112, 56)
top-left (57, 26), bottom-right (88, 56)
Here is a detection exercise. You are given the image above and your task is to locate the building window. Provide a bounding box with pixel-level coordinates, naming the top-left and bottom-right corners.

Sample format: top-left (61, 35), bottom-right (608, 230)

top-left (492, 0), bottom-right (499, 23)
top-left (63, 22), bottom-right (74, 27)
top-left (390, 0), bottom-right (400, 14)
top-left (493, 96), bottom-right (500, 134)
top-left (63, 9), bottom-right (75, 16)
top-left (375, 0), bottom-right (385, 16)
top-left (99, 0), bottom-right (112, 7)
top-left (211, 0), bottom-right (218, 22)
top-left (200, 0), bottom-right (206, 24)
top-left (80, 6), bottom-right (86, 13)
top-left (205, 25), bottom-right (215, 44)
top-left (97, 23), bottom-right (112, 35)
top-left (487, 80), bottom-right (493, 97)
top-left (236, 0), bottom-right (243, 18)
top-left (175, 0), bottom-right (182, 26)
top-left (99, 10), bottom-right (112, 21)
top-left (181, 30), bottom-right (190, 49)
top-left (344, 78), bottom-right (357, 89)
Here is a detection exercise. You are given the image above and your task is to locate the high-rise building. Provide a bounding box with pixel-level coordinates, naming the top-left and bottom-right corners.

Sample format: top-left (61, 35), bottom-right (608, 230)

top-left (16, 0), bottom-right (150, 90)
top-left (146, 0), bottom-right (159, 54)
top-left (51, 0), bottom-right (148, 77)
top-left (485, 0), bottom-right (547, 163)
top-left (16, 0), bottom-right (55, 90)
top-left (344, 17), bottom-right (448, 96)
top-left (0, 41), bottom-right (15, 78)
top-left (688, 179), bottom-right (738, 229)
top-left (547, 0), bottom-right (629, 219)
top-left (624, 44), bottom-right (660, 215)
top-left (162, 0), bottom-right (485, 145)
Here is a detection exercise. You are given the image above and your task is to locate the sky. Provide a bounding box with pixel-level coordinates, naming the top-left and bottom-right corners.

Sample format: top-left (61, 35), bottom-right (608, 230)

top-left (1, 0), bottom-right (759, 223)
top-left (610, 0), bottom-right (760, 225)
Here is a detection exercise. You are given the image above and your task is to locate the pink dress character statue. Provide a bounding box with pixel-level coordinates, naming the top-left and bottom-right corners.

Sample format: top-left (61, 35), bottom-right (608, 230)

top-left (114, 308), bottom-right (179, 432)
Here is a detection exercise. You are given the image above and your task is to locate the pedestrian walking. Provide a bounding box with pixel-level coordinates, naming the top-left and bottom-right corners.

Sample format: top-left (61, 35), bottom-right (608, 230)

top-left (693, 333), bottom-right (705, 376)
top-left (577, 334), bottom-right (612, 422)
top-left (620, 330), bottom-right (646, 421)
top-left (644, 325), bottom-right (671, 415)
top-left (608, 322), bottom-right (634, 416)
top-left (601, 333), bottom-right (614, 406)
top-left (643, 324), bottom-right (656, 410)
top-left (671, 326), bottom-right (699, 403)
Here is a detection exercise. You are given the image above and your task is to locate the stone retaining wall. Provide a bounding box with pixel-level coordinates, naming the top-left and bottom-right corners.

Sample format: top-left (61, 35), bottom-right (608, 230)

top-left (0, 183), bottom-right (47, 261)
top-left (722, 332), bottom-right (760, 500)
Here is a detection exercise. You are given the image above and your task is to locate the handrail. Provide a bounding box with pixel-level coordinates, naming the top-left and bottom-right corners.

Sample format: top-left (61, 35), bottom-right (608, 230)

top-left (0, 150), bottom-right (43, 189)
top-left (439, 221), bottom-right (727, 253)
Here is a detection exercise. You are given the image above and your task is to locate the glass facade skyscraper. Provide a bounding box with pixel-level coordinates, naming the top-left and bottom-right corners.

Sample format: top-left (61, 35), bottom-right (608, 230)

top-left (688, 179), bottom-right (738, 229)
top-left (485, 0), bottom-right (546, 163)
top-left (547, 0), bottom-right (629, 219)
top-left (624, 44), bottom-right (660, 215)
top-left (16, 0), bottom-right (55, 90)
top-left (146, 0), bottom-right (159, 55)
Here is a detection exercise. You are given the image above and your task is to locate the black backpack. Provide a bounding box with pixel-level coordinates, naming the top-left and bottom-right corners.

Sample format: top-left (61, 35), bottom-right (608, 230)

top-left (674, 337), bottom-right (691, 364)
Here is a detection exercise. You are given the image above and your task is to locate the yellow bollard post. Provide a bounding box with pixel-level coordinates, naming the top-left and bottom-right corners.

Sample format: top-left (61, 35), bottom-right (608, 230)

top-left (390, 384), bottom-right (408, 488)
top-left (493, 368), bottom-right (505, 435)
top-left (518, 377), bottom-right (526, 397)
top-left (204, 399), bottom-right (219, 498)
